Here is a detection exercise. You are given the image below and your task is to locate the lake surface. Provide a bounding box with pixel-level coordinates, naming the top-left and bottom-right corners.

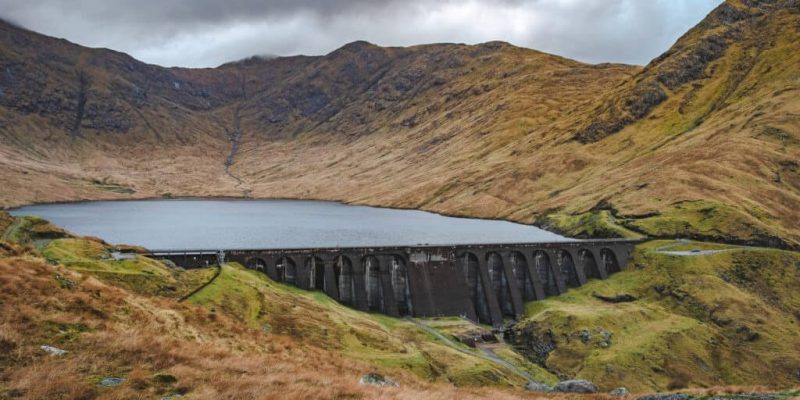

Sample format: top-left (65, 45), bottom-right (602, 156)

top-left (9, 199), bottom-right (569, 250)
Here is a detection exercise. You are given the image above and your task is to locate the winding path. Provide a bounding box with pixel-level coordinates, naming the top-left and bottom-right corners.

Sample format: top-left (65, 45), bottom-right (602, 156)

top-left (653, 241), bottom-right (746, 257)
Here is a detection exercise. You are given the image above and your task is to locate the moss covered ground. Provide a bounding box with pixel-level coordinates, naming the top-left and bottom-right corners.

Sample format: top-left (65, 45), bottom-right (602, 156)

top-left (512, 240), bottom-right (800, 392)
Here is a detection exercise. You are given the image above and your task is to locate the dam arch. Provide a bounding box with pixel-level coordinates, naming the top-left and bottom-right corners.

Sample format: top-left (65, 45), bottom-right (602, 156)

top-left (363, 255), bottom-right (384, 312)
top-left (277, 256), bottom-right (297, 285)
top-left (245, 257), bottom-right (267, 272)
top-left (486, 252), bottom-right (514, 317)
top-left (307, 256), bottom-right (326, 291)
top-left (153, 239), bottom-right (639, 328)
top-left (389, 254), bottom-right (413, 316)
top-left (578, 249), bottom-right (602, 280)
top-left (509, 251), bottom-right (536, 301)
top-left (462, 252), bottom-right (492, 325)
top-left (601, 248), bottom-right (621, 274)
top-left (556, 250), bottom-right (580, 288)
top-left (533, 250), bottom-right (559, 296)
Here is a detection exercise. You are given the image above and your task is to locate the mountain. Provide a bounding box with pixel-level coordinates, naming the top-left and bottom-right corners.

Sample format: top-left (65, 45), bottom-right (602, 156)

top-left (0, 0), bottom-right (799, 249)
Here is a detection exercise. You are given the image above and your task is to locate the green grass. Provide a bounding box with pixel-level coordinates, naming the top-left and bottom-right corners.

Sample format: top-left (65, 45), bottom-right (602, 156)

top-left (1, 215), bottom-right (69, 246)
top-left (538, 210), bottom-right (644, 239)
top-left (40, 237), bottom-right (215, 297)
top-left (186, 262), bottom-right (531, 387)
top-left (541, 201), bottom-right (787, 249)
top-left (513, 240), bottom-right (800, 392)
top-left (627, 201), bottom-right (777, 243)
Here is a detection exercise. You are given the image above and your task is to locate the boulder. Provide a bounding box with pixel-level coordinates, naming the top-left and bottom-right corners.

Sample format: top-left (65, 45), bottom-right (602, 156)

top-left (553, 379), bottom-right (598, 393)
top-left (98, 377), bottom-right (124, 387)
top-left (610, 387), bottom-right (631, 397)
top-left (524, 381), bottom-right (553, 392)
top-left (359, 373), bottom-right (398, 387)
top-left (40, 345), bottom-right (67, 356)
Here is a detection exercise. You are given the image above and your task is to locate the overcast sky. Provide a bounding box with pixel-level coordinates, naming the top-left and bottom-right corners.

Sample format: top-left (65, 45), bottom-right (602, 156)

top-left (1, 0), bottom-right (723, 68)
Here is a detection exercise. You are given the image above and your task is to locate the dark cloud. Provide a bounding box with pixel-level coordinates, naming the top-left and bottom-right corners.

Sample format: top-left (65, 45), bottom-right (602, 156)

top-left (0, 0), bottom-right (722, 67)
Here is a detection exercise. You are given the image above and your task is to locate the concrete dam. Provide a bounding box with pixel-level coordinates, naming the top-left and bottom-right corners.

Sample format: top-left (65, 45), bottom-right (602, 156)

top-left (151, 240), bottom-right (638, 327)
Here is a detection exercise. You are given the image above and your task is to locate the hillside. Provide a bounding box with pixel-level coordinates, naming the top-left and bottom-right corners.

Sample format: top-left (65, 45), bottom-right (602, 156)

top-left (2, 211), bottom-right (800, 398)
top-left (0, 0), bottom-right (798, 246)
top-left (509, 240), bottom-right (800, 392)
top-left (0, 212), bottom-right (555, 399)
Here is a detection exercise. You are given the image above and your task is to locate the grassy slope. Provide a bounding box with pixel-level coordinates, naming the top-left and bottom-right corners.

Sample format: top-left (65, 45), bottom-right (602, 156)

top-left (3, 216), bottom-right (800, 397)
top-left (0, 214), bottom-right (556, 399)
top-left (511, 240), bottom-right (800, 392)
top-left (186, 262), bottom-right (544, 387)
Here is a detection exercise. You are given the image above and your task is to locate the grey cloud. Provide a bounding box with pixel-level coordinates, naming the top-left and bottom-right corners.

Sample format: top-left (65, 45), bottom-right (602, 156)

top-left (0, 0), bottom-right (722, 67)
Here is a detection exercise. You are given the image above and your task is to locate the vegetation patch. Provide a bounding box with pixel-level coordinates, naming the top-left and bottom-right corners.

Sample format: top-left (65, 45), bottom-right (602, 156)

top-left (509, 241), bottom-right (800, 392)
top-left (90, 177), bottom-right (136, 194)
top-left (627, 201), bottom-right (789, 248)
top-left (187, 263), bottom-right (530, 386)
top-left (537, 209), bottom-right (644, 239)
top-left (1, 215), bottom-right (70, 246)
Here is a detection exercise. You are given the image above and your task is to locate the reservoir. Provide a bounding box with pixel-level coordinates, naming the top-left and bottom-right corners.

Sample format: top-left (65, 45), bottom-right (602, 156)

top-left (9, 199), bottom-right (568, 250)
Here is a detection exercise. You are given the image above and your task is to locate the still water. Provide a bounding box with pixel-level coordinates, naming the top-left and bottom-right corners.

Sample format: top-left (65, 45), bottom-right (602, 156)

top-left (10, 199), bottom-right (568, 250)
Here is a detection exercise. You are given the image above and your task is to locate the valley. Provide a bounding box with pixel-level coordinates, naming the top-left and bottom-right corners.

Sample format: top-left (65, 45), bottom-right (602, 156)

top-left (1, 0), bottom-right (799, 398)
top-left (1, 0), bottom-right (798, 250)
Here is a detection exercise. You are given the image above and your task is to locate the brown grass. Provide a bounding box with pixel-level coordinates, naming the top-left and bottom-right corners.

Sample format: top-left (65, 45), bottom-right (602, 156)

top-left (0, 255), bottom-right (546, 399)
top-left (1, 3), bottom-right (799, 250)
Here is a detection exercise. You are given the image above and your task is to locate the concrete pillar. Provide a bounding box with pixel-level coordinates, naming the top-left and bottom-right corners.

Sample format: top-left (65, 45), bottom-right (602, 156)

top-left (289, 255), bottom-right (307, 289)
top-left (590, 248), bottom-right (609, 279)
top-left (454, 253), bottom-right (479, 322)
top-left (264, 254), bottom-right (279, 281)
top-left (323, 257), bottom-right (340, 300)
top-left (475, 250), bottom-right (504, 328)
top-left (565, 248), bottom-right (588, 286)
top-left (393, 254), bottom-right (416, 317)
top-left (350, 254), bottom-right (369, 311)
top-left (500, 252), bottom-right (525, 319)
top-left (406, 254), bottom-right (436, 317)
top-left (543, 249), bottom-right (567, 295)
top-left (378, 255), bottom-right (400, 317)
top-left (518, 251), bottom-right (546, 300)
top-left (612, 245), bottom-right (632, 271)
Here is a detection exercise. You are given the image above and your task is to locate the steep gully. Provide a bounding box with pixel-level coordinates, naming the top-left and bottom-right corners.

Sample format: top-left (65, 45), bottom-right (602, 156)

top-left (223, 72), bottom-right (248, 194)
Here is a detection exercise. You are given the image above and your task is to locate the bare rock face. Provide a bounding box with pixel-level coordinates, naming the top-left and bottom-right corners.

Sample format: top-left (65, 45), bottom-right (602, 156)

top-left (504, 321), bottom-right (556, 366)
top-left (524, 381), bottom-right (553, 392)
top-left (573, 0), bottom-right (797, 143)
top-left (553, 379), bottom-right (599, 393)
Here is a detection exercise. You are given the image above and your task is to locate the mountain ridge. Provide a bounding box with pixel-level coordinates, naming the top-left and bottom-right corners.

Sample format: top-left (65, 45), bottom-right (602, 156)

top-left (0, 0), bottom-right (798, 250)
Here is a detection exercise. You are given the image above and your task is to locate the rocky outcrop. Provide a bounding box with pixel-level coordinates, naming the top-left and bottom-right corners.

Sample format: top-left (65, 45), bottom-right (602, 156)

top-left (524, 381), bottom-right (553, 392)
top-left (574, 0), bottom-right (798, 143)
top-left (553, 379), bottom-right (599, 393)
top-left (610, 387), bottom-right (631, 397)
top-left (358, 373), bottom-right (398, 387)
top-left (504, 321), bottom-right (556, 366)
